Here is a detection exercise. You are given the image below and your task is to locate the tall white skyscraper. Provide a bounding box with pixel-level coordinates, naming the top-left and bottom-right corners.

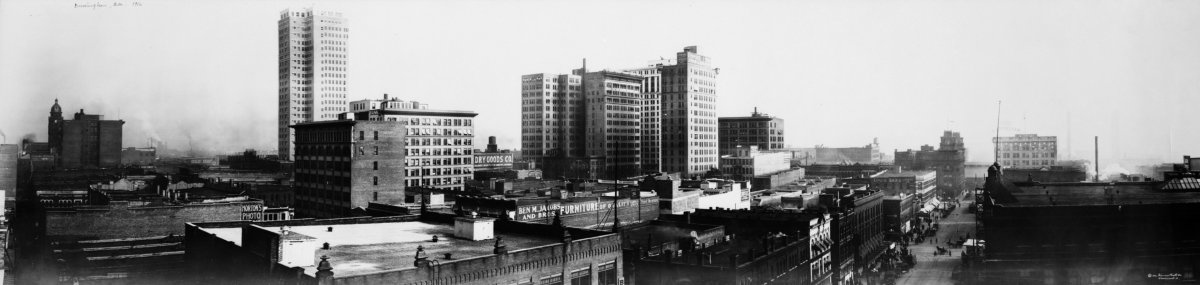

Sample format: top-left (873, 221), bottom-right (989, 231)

top-left (661, 46), bottom-right (718, 176)
top-left (278, 7), bottom-right (349, 160)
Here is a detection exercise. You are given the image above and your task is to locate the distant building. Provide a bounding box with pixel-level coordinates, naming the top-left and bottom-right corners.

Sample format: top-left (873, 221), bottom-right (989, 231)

top-left (718, 109), bottom-right (785, 156)
top-left (185, 214), bottom-right (624, 285)
top-left (278, 7), bottom-right (350, 160)
top-left (787, 139), bottom-right (883, 165)
top-left (870, 169), bottom-right (937, 205)
top-left (48, 100), bottom-right (124, 168)
top-left (345, 95), bottom-right (478, 192)
top-left (720, 145), bottom-right (791, 178)
top-left (474, 136), bottom-right (514, 173)
top-left (291, 120), bottom-right (407, 218)
top-left (1, 144), bottom-right (16, 202)
top-left (993, 134), bottom-right (1057, 169)
top-left (894, 131), bottom-right (967, 196)
top-left (121, 147), bottom-right (157, 166)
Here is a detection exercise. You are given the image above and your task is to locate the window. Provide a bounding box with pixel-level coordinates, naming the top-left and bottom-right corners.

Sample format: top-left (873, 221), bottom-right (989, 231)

top-left (373, 176), bottom-right (378, 185)
top-left (374, 146), bottom-right (379, 155)
top-left (597, 263), bottom-right (617, 285)
top-left (373, 161), bottom-right (378, 170)
top-left (541, 274), bottom-right (563, 285)
top-left (373, 192), bottom-right (378, 201)
top-left (570, 268), bottom-right (591, 285)
top-left (373, 131), bottom-right (379, 140)
top-left (359, 131), bottom-right (364, 140)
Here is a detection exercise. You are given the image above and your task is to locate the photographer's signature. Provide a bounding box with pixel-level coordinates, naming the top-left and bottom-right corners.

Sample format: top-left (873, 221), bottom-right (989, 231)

top-left (74, 2), bottom-right (142, 9)
top-left (1148, 273), bottom-right (1183, 280)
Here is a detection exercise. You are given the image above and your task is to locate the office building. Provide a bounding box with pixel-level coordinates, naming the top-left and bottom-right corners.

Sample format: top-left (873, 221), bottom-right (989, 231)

top-left (718, 109), bottom-right (785, 156)
top-left (522, 64), bottom-right (643, 179)
top-left (185, 214), bottom-right (624, 285)
top-left (993, 134), bottom-right (1057, 169)
top-left (291, 120), bottom-right (407, 218)
top-left (624, 60), bottom-right (672, 173)
top-left (278, 7), bottom-right (349, 160)
top-left (894, 131), bottom-right (967, 196)
top-left (583, 70), bottom-right (643, 178)
top-left (520, 71), bottom-right (585, 178)
top-left (345, 95), bottom-right (477, 192)
top-left (660, 46), bottom-right (719, 176)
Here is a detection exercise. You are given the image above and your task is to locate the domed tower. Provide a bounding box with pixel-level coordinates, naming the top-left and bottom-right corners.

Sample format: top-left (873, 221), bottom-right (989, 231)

top-left (48, 99), bottom-right (64, 154)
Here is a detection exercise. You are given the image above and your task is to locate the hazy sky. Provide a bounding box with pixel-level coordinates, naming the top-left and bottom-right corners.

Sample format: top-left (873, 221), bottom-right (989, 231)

top-left (2, 0), bottom-right (1198, 165)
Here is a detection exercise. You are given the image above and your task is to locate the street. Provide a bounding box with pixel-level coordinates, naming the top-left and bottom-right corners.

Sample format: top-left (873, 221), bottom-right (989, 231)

top-left (896, 197), bottom-right (977, 285)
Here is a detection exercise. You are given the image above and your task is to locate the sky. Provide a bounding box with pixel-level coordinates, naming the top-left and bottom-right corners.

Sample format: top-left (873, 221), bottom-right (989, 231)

top-left (1, 0), bottom-right (1198, 166)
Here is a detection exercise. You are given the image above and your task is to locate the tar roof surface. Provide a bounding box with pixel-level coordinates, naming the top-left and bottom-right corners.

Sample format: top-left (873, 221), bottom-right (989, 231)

top-left (200, 221), bottom-right (560, 277)
top-left (1002, 182), bottom-right (1200, 206)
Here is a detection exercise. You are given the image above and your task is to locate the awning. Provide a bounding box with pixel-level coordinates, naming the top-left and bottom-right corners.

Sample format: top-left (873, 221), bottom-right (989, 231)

top-left (919, 198), bottom-right (941, 212)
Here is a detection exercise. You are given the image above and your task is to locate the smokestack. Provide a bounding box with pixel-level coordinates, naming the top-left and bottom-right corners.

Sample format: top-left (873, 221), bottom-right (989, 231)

top-left (1095, 136), bottom-right (1100, 182)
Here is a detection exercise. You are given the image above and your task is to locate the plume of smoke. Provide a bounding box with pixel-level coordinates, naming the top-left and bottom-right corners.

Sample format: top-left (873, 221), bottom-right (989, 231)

top-left (0, 129), bottom-right (6, 144)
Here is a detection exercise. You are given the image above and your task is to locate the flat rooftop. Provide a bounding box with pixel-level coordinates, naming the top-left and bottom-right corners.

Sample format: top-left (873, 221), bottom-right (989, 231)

top-left (874, 170), bottom-right (935, 178)
top-left (199, 221), bottom-right (560, 277)
top-left (1000, 181), bottom-right (1200, 206)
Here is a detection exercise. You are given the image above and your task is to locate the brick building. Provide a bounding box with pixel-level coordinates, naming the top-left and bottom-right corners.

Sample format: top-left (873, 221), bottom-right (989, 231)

top-left (453, 189), bottom-right (659, 230)
top-left (47, 100), bottom-right (125, 169)
top-left (121, 147), bottom-right (157, 166)
top-left (870, 169), bottom-right (937, 205)
top-left (635, 209), bottom-right (833, 285)
top-left (969, 162), bottom-right (1200, 284)
top-left (292, 120), bottom-right (407, 218)
top-left (718, 109), bottom-right (785, 156)
top-left (345, 95), bottom-right (477, 192)
top-left (15, 189), bottom-right (268, 284)
top-left (184, 214), bottom-right (624, 285)
top-left (819, 187), bottom-right (886, 284)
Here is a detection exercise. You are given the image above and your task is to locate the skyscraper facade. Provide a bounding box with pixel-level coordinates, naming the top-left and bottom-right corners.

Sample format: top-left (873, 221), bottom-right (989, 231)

top-left (660, 46), bottom-right (718, 176)
top-left (625, 60), bottom-right (672, 174)
top-left (583, 70), bottom-right (643, 178)
top-left (278, 8), bottom-right (349, 161)
top-left (519, 72), bottom-right (583, 166)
